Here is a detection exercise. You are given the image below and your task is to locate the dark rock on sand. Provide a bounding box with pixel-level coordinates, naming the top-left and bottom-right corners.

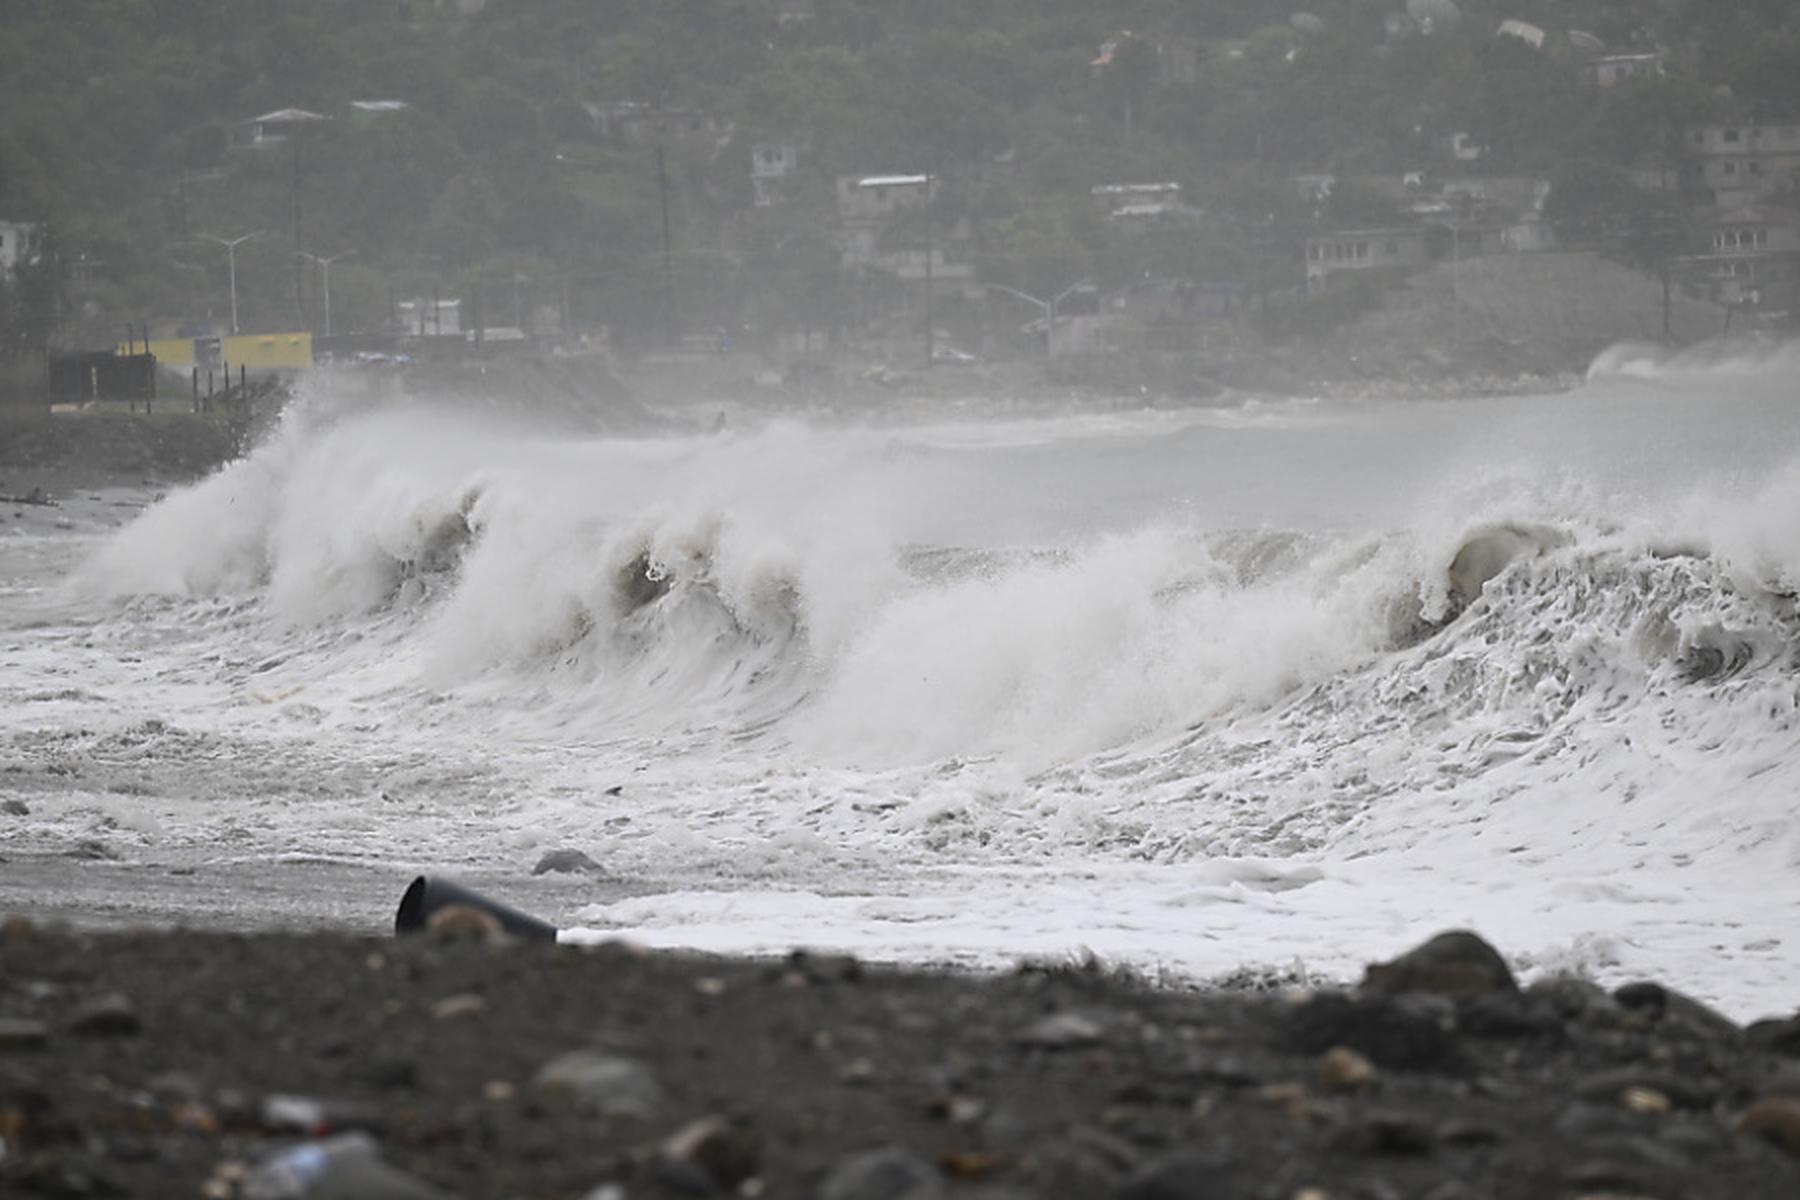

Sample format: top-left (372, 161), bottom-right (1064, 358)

top-left (1613, 981), bottom-right (1741, 1040)
top-left (65, 993), bottom-right (141, 1037)
top-left (0, 1017), bottom-right (49, 1050)
top-left (532, 849), bottom-right (602, 876)
top-left (1738, 1094), bottom-right (1800, 1157)
top-left (1363, 930), bottom-right (1517, 998)
top-left (1746, 1014), bottom-right (1800, 1057)
top-left (657, 1115), bottom-right (761, 1193)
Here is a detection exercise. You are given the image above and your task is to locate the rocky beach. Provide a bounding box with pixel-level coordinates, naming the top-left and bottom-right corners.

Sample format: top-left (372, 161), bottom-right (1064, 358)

top-left (3, 917), bottom-right (1800, 1199)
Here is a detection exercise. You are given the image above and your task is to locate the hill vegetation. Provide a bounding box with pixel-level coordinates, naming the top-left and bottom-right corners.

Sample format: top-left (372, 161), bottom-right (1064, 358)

top-left (0, 0), bottom-right (1795, 358)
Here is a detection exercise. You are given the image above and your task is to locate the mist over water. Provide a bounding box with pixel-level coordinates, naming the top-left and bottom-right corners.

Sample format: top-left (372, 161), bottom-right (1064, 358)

top-left (9, 345), bottom-right (1800, 1015)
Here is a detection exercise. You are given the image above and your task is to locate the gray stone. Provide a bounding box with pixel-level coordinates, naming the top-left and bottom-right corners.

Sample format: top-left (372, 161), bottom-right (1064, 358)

top-left (658, 1115), bottom-right (760, 1192)
top-left (1611, 981), bottom-right (1740, 1040)
top-left (533, 848), bottom-right (602, 876)
top-left (67, 994), bottom-right (141, 1037)
top-left (1363, 930), bottom-right (1517, 997)
top-left (2, 799), bottom-right (29, 816)
top-left (1573, 1067), bottom-right (1716, 1110)
top-left (1525, 974), bottom-right (1618, 1022)
top-left (242, 1131), bottom-right (445, 1200)
top-left (818, 1146), bottom-right (944, 1200)
top-left (1746, 1014), bottom-right (1800, 1057)
top-left (1017, 1012), bottom-right (1105, 1050)
top-left (531, 1049), bottom-right (663, 1119)
top-left (0, 1017), bottom-right (49, 1051)
top-left (1738, 1094), bottom-right (1800, 1158)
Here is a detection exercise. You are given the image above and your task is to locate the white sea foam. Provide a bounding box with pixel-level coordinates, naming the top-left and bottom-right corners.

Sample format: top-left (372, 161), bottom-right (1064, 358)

top-left (7, 342), bottom-right (1800, 1016)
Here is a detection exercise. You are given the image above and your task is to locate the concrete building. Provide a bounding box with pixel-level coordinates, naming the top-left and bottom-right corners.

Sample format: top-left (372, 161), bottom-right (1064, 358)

top-left (751, 142), bottom-right (799, 207)
top-left (1680, 204), bottom-right (1800, 314)
top-left (1305, 227), bottom-right (1431, 289)
top-left (834, 174), bottom-right (975, 287)
top-left (1687, 120), bottom-right (1800, 205)
top-left (1583, 51), bottom-right (1666, 87)
top-left (0, 219), bottom-right (41, 277)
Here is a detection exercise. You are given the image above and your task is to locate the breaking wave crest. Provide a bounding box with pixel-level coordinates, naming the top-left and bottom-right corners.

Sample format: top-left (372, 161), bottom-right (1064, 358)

top-left (74, 372), bottom-right (1800, 783)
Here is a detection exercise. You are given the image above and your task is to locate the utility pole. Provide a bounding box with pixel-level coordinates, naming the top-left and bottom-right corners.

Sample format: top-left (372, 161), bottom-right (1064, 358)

top-left (298, 249), bottom-right (355, 337)
top-left (199, 230), bottom-right (263, 334)
top-left (923, 173), bottom-right (935, 368)
top-left (657, 142), bottom-right (675, 346)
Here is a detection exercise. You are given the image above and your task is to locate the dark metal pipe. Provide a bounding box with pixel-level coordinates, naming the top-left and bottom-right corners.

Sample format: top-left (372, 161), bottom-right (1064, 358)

top-left (394, 875), bottom-right (558, 942)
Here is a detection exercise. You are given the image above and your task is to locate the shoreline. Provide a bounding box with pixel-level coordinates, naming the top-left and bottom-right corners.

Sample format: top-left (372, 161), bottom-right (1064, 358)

top-left (1, 916), bottom-right (1797, 1198)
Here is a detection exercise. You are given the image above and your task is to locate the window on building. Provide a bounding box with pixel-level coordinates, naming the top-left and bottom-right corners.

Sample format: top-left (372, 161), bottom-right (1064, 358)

top-left (1724, 129), bottom-right (1741, 143)
top-left (1385, 240), bottom-right (1399, 254)
top-left (1723, 161), bottom-right (1738, 175)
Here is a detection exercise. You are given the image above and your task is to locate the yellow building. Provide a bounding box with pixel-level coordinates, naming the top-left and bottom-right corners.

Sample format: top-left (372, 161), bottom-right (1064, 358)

top-left (124, 332), bottom-right (314, 370)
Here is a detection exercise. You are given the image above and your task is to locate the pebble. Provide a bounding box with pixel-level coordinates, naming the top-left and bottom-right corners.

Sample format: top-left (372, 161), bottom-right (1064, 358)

top-left (817, 1146), bottom-right (944, 1200)
top-left (658, 1114), bottom-right (760, 1192)
top-left (0, 1017), bottom-right (50, 1051)
top-left (1573, 1068), bottom-right (1713, 1111)
top-left (1362, 930), bottom-right (1517, 998)
top-left (1016, 1012), bottom-right (1104, 1050)
top-left (1316, 1045), bottom-right (1378, 1091)
top-left (240, 1131), bottom-right (444, 1199)
top-left (1737, 1094), bottom-right (1800, 1157)
top-left (1, 799), bottom-right (28, 816)
top-left (531, 1049), bottom-right (664, 1119)
top-left (428, 993), bottom-right (486, 1021)
top-left (1617, 1086), bottom-right (1671, 1115)
top-left (66, 993), bottom-right (142, 1037)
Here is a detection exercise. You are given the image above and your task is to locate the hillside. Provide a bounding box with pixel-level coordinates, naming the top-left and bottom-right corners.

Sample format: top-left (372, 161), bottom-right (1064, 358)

top-left (1306, 250), bottom-right (1732, 386)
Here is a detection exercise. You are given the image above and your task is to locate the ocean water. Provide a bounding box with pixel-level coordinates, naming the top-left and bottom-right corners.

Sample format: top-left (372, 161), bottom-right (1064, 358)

top-left (5, 342), bottom-right (1800, 1017)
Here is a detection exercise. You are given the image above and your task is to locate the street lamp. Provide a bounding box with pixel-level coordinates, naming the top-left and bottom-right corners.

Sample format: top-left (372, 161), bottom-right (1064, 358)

top-left (199, 230), bottom-right (263, 334)
top-left (298, 249), bottom-right (355, 337)
top-left (985, 280), bottom-right (1091, 354)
